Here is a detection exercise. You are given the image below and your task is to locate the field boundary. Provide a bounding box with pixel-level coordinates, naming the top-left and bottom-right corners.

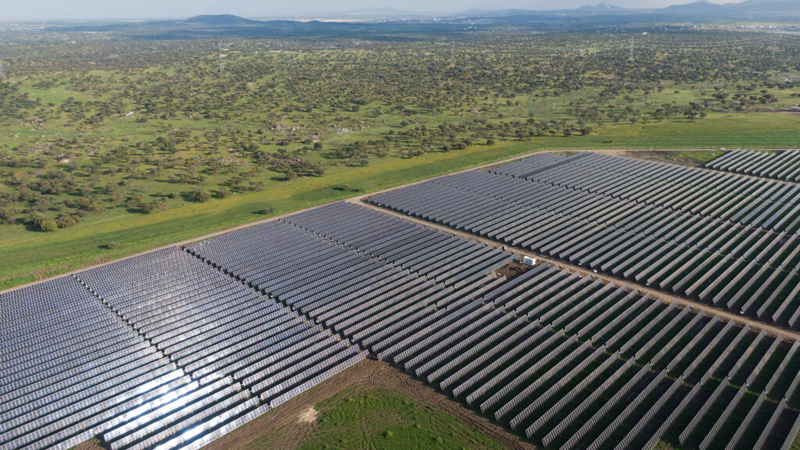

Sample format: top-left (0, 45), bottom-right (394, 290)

top-left (1, 147), bottom-right (792, 297)
top-left (199, 358), bottom-right (536, 450)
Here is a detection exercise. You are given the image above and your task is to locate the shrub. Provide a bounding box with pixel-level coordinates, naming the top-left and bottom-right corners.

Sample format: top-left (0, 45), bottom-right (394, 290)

top-left (193, 189), bottom-right (211, 203)
top-left (106, 241), bottom-right (120, 249)
top-left (215, 187), bottom-right (230, 199)
top-left (26, 211), bottom-right (47, 227)
top-left (257, 207), bottom-right (275, 215)
top-left (141, 202), bottom-right (158, 214)
top-left (39, 219), bottom-right (58, 232)
top-left (78, 197), bottom-right (105, 212)
top-left (56, 215), bottom-right (77, 228)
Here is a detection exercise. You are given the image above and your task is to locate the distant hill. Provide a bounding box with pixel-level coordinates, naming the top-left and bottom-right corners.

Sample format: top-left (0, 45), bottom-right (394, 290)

top-left (576, 3), bottom-right (624, 13)
top-left (658, 0), bottom-right (800, 19)
top-left (466, 0), bottom-right (799, 21)
top-left (185, 0), bottom-right (800, 24)
top-left (730, 0), bottom-right (800, 15)
top-left (186, 14), bottom-right (259, 25)
top-left (466, 4), bottom-right (624, 17)
top-left (42, 0), bottom-right (800, 39)
top-left (663, 0), bottom-right (724, 14)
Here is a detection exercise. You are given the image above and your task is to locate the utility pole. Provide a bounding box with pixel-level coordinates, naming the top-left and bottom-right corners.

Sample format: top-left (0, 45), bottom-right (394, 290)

top-left (218, 41), bottom-right (229, 72)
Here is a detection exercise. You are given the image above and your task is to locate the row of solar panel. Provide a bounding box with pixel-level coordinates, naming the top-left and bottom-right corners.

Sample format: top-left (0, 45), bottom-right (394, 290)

top-left (1, 277), bottom-right (188, 450)
top-left (1, 244), bottom-right (367, 450)
top-left (200, 202), bottom-right (800, 449)
top-left (706, 149), bottom-right (800, 182)
top-left (375, 263), bottom-right (800, 450)
top-left (436, 169), bottom-right (799, 268)
top-left (281, 202), bottom-right (512, 285)
top-left (494, 152), bottom-right (800, 233)
top-left (0, 201), bottom-right (512, 450)
top-left (506, 151), bottom-right (800, 206)
top-left (186, 205), bottom-right (517, 355)
top-left (76, 247), bottom-right (365, 449)
top-left (367, 172), bottom-right (800, 327)
top-left (6, 198), bottom-right (800, 450)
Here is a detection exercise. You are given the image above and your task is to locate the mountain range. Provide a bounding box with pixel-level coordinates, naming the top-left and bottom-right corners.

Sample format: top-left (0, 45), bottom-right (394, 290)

top-left (462, 0), bottom-right (799, 20)
top-left (184, 0), bottom-right (799, 22)
top-left (40, 0), bottom-right (798, 40)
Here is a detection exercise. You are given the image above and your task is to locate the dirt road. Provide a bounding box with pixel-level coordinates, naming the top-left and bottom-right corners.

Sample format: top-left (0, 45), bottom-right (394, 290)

top-left (354, 199), bottom-right (800, 342)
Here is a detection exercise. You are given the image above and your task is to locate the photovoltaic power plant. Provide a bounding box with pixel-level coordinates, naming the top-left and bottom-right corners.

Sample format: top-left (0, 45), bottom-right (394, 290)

top-left (706, 149), bottom-right (800, 182)
top-left (368, 151), bottom-right (800, 328)
top-left (3, 192), bottom-right (800, 449)
top-left (1, 278), bottom-right (184, 450)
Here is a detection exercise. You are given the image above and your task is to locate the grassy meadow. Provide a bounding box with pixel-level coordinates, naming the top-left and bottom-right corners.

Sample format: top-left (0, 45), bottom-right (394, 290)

top-left (1, 30), bottom-right (800, 288)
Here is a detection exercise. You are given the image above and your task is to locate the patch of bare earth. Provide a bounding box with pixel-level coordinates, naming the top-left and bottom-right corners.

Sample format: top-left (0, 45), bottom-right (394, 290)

top-left (72, 437), bottom-right (104, 450)
top-left (201, 358), bottom-right (536, 450)
top-left (296, 407), bottom-right (318, 424)
top-left (494, 260), bottom-right (532, 280)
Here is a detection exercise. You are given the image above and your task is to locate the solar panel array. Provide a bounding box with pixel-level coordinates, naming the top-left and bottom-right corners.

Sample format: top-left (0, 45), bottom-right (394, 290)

top-left (1, 277), bottom-right (186, 450)
top-left (367, 152), bottom-right (800, 327)
top-left (76, 247), bottom-right (366, 436)
top-left (189, 201), bottom-right (800, 450)
top-left (497, 152), bottom-right (800, 233)
top-left (186, 203), bottom-right (516, 355)
top-left (2, 246), bottom-right (366, 450)
top-left (706, 149), bottom-right (800, 182)
top-left (282, 201), bottom-right (514, 286)
top-left (386, 265), bottom-right (800, 450)
top-left (5, 197), bottom-right (800, 450)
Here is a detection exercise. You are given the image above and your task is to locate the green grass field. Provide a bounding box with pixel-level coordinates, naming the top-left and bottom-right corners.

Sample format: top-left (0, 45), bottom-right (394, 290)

top-left (243, 388), bottom-right (504, 450)
top-left (2, 111), bottom-right (799, 290)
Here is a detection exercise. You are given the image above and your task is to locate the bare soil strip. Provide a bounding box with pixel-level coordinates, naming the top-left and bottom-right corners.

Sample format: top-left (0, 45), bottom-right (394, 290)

top-left (73, 439), bottom-right (103, 450)
top-left (199, 358), bottom-right (536, 450)
top-left (354, 199), bottom-right (800, 342)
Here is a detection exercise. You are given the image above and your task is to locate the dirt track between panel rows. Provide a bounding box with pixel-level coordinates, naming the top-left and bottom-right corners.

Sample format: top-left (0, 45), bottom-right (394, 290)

top-left (353, 198), bottom-right (800, 342)
top-left (200, 358), bottom-right (536, 450)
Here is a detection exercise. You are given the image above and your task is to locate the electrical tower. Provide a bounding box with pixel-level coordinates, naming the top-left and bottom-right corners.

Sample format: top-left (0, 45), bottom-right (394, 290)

top-left (218, 41), bottom-right (229, 72)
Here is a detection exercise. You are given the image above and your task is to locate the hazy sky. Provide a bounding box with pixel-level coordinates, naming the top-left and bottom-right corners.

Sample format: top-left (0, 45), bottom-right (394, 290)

top-left (4, 0), bottom-right (748, 21)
